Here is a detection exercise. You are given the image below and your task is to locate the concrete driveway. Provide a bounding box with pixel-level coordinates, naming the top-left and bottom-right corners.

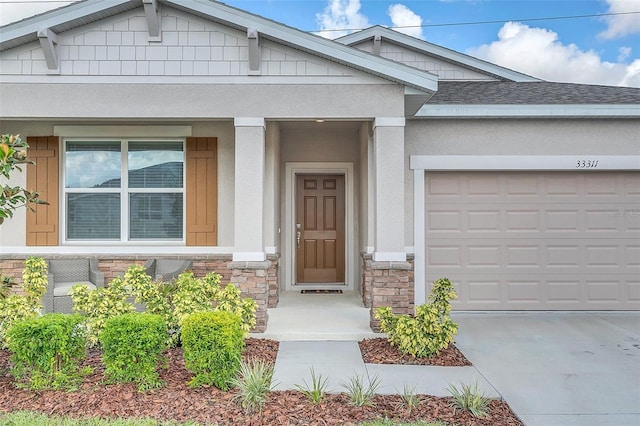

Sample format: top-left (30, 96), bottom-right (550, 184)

top-left (452, 312), bottom-right (640, 426)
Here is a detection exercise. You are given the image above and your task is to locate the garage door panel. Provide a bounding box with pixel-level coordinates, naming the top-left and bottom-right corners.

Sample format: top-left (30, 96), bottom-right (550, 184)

top-left (425, 171), bottom-right (640, 311)
top-left (434, 273), bottom-right (640, 310)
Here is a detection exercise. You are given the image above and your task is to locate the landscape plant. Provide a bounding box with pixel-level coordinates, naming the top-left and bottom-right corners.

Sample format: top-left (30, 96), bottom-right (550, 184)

top-left (99, 312), bottom-right (167, 391)
top-left (70, 277), bottom-right (134, 346)
top-left (0, 134), bottom-right (47, 225)
top-left (127, 267), bottom-right (257, 346)
top-left (341, 373), bottom-right (381, 407)
top-left (295, 366), bottom-right (330, 403)
top-left (0, 256), bottom-right (48, 347)
top-left (375, 277), bottom-right (458, 358)
top-left (6, 313), bottom-right (88, 390)
top-left (230, 360), bottom-right (277, 415)
top-left (448, 381), bottom-right (491, 418)
top-left (181, 310), bottom-right (244, 390)
top-left (399, 383), bottom-right (420, 412)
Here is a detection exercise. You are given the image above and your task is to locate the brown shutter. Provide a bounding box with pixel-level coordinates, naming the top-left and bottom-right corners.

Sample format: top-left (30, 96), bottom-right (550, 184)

top-left (185, 137), bottom-right (217, 246)
top-left (26, 136), bottom-right (59, 246)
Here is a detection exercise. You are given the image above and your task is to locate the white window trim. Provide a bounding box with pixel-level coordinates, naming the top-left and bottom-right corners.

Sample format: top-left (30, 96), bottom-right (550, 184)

top-left (61, 137), bottom-right (186, 245)
top-left (411, 155), bottom-right (640, 307)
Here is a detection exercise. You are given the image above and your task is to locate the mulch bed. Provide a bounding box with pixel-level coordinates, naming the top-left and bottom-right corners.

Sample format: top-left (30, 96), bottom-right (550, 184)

top-left (0, 338), bottom-right (522, 425)
top-left (359, 338), bottom-right (472, 366)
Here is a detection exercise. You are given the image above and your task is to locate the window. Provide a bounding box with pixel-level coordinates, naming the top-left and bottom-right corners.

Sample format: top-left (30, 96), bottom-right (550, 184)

top-left (64, 139), bottom-right (184, 242)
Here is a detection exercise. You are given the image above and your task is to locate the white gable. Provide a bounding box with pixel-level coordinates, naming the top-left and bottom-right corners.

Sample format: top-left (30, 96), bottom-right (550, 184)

top-left (0, 7), bottom-right (361, 78)
top-left (350, 39), bottom-right (497, 81)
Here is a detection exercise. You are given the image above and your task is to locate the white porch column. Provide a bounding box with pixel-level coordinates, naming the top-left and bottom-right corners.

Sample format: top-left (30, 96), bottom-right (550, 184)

top-left (233, 117), bottom-right (266, 261)
top-left (372, 117), bottom-right (406, 262)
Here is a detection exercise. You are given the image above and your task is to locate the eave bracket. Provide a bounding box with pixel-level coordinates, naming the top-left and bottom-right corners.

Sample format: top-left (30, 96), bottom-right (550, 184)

top-left (37, 28), bottom-right (59, 74)
top-left (143, 0), bottom-right (161, 41)
top-left (247, 28), bottom-right (261, 75)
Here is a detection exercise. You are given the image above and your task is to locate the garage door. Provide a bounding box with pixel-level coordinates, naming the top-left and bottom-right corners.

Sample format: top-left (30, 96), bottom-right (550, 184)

top-left (424, 172), bottom-right (640, 310)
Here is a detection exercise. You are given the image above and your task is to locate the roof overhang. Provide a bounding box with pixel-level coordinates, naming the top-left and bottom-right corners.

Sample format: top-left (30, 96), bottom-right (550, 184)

top-left (0, 0), bottom-right (438, 115)
top-left (415, 104), bottom-right (640, 118)
top-left (338, 26), bottom-right (541, 83)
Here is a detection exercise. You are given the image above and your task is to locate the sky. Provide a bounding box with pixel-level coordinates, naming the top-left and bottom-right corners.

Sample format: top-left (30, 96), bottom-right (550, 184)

top-left (1, 0), bottom-right (639, 87)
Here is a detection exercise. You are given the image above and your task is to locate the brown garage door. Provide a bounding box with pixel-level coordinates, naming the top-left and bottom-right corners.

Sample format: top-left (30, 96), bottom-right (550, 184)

top-left (424, 171), bottom-right (640, 310)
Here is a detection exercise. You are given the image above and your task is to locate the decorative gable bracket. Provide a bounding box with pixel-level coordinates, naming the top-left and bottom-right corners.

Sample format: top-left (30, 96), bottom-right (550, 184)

top-left (37, 28), bottom-right (59, 74)
top-left (143, 0), bottom-right (161, 41)
top-left (373, 34), bottom-right (382, 56)
top-left (247, 28), bottom-right (261, 75)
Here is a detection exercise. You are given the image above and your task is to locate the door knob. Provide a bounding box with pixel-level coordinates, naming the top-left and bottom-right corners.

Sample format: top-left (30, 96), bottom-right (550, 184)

top-left (296, 223), bottom-right (301, 249)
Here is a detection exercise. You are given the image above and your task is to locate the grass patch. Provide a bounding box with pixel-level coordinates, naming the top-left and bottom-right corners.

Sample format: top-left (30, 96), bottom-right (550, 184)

top-left (0, 411), bottom-right (208, 426)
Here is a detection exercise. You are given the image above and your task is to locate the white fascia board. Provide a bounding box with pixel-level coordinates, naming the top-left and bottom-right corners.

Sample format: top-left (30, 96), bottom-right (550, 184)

top-left (338, 27), bottom-right (540, 83)
top-left (415, 104), bottom-right (640, 118)
top-left (410, 155), bottom-right (640, 171)
top-left (0, 0), bottom-right (131, 47)
top-left (167, 0), bottom-right (437, 92)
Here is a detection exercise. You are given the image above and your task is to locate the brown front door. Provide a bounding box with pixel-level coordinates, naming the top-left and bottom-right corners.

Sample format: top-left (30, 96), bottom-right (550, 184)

top-left (295, 174), bottom-right (345, 284)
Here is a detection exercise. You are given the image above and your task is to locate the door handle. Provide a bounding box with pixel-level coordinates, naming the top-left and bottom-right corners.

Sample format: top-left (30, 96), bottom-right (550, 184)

top-left (296, 223), bottom-right (301, 249)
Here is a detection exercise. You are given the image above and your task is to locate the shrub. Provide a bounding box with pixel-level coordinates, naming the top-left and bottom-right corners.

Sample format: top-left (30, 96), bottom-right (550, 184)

top-left (448, 381), bottom-right (491, 418)
top-left (0, 257), bottom-right (48, 347)
top-left (230, 360), bottom-right (277, 414)
top-left (6, 313), bottom-right (88, 390)
top-left (100, 313), bottom-right (167, 391)
top-left (129, 269), bottom-right (257, 346)
top-left (70, 277), bottom-right (135, 346)
top-left (341, 373), bottom-right (381, 407)
top-left (375, 277), bottom-right (458, 358)
top-left (181, 311), bottom-right (244, 390)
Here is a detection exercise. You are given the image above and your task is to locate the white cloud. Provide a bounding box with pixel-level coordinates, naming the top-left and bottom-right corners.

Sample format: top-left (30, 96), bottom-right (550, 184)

top-left (316, 0), bottom-right (370, 39)
top-left (469, 22), bottom-right (640, 87)
top-left (387, 4), bottom-right (425, 40)
top-left (599, 0), bottom-right (640, 39)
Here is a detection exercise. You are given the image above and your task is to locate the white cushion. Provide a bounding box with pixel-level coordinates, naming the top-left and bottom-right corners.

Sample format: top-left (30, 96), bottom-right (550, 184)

top-left (53, 281), bottom-right (96, 297)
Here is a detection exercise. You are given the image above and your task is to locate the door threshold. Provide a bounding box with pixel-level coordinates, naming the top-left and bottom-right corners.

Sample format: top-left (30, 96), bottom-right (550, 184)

top-left (300, 289), bottom-right (343, 294)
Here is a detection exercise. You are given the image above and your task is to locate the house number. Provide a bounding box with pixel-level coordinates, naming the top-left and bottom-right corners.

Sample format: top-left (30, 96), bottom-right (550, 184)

top-left (576, 160), bottom-right (599, 168)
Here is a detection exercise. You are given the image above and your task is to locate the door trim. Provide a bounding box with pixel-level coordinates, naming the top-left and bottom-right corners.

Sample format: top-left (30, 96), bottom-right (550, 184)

top-left (285, 162), bottom-right (354, 291)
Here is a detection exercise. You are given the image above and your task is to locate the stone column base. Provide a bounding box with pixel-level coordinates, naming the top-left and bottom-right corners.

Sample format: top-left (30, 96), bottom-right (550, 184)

top-left (361, 253), bottom-right (414, 331)
top-left (229, 259), bottom-right (273, 332)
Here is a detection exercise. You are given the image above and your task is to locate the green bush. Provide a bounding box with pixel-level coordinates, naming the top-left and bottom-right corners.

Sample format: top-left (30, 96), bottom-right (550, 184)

top-left (0, 256), bottom-right (48, 348)
top-left (70, 277), bottom-right (135, 346)
top-left (375, 277), bottom-right (458, 358)
top-left (181, 311), bottom-right (244, 390)
top-left (129, 268), bottom-right (257, 346)
top-left (100, 313), bottom-right (167, 391)
top-left (6, 313), bottom-right (88, 390)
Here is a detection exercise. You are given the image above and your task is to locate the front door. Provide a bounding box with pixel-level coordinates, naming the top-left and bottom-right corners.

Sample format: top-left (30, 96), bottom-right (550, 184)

top-left (295, 174), bottom-right (345, 284)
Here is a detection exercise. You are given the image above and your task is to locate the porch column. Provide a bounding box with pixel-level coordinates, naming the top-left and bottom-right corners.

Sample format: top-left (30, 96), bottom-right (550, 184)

top-left (372, 117), bottom-right (406, 261)
top-left (233, 117), bottom-right (266, 261)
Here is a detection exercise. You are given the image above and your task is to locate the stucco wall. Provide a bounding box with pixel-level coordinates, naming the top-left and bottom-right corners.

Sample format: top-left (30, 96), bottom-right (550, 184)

top-left (403, 118), bottom-right (640, 245)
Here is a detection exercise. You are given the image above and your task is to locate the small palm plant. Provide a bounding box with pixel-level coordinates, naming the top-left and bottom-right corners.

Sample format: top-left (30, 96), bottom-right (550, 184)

top-left (448, 381), bottom-right (490, 418)
top-left (341, 373), bottom-right (381, 407)
top-left (229, 360), bottom-right (277, 415)
top-left (295, 367), bottom-right (330, 403)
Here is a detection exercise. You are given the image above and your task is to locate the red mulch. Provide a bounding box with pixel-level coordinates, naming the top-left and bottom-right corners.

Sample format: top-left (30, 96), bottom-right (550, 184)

top-left (0, 338), bottom-right (522, 425)
top-left (359, 338), bottom-right (472, 366)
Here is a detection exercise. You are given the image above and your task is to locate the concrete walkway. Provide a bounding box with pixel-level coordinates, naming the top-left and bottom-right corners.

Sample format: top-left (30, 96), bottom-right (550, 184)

top-left (270, 311), bottom-right (640, 426)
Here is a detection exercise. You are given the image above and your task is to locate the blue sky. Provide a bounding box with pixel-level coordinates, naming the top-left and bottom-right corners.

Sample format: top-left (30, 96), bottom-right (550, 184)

top-left (1, 0), bottom-right (639, 86)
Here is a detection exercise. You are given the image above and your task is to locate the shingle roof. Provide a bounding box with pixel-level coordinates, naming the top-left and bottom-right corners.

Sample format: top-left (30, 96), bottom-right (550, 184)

top-left (427, 81), bottom-right (640, 105)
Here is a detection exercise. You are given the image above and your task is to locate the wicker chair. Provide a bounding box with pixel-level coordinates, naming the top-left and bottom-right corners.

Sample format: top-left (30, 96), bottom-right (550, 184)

top-left (144, 258), bottom-right (192, 281)
top-left (44, 257), bottom-right (105, 314)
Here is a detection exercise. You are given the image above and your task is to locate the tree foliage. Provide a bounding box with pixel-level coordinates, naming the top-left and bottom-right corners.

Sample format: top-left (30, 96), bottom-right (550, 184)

top-left (0, 134), bottom-right (47, 225)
